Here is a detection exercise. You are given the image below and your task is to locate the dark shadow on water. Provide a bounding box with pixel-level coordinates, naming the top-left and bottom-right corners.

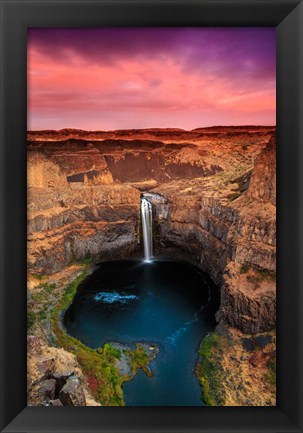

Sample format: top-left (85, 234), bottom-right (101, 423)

top-left (64, 259), bottom-right (219, 406)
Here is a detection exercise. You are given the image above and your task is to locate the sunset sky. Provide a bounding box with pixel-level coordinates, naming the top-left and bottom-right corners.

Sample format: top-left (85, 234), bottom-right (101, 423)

top-left (27, 28), bottom-right (276, 131)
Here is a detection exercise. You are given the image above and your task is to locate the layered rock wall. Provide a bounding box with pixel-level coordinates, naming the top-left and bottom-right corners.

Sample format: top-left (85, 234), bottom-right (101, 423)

top-left (27, 128), bottom-right (276, 333)
top-left (27, 185), bottom-right (140, 274)
top-left (153, 135), bottom-right (276, 333)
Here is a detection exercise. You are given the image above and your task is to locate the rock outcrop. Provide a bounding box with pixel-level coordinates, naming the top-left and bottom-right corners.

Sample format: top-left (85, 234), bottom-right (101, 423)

top-left (219, 262), bottom-right (276, 334)
top-left (59, 375), bottom-right (86, 406)
top-left (247, 134), bottom-right (276, 205)
top-left (195, 324), bottom-right (276, 406)
top-left (152, 133), bottom-right (276, 333)
top-left (219, 135), bottom-right (276, 333)
top-left (28, 126), bottom-right (272, 189)
top-left (27, 184), bottom-right (140, 274)
top-left (27, 335), bottom-right (100, 406)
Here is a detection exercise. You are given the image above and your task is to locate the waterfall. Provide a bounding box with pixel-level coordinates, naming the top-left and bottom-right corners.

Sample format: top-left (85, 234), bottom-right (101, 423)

top-left (141, 198), bottom-right (153, 261)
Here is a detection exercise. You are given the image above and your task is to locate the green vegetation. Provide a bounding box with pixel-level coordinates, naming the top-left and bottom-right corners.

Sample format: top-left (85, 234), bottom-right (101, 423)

top-left (27, 310), bottom-right (37, 330)
top-left (196, 330), bottom-right (277, 406)
top-left (102, 343), bottom-right (122, 360)
top-left (32, 273), bottom-right (46, 281)
top-left (195, 333), bottom-right (225, 406)
top-left (50, 270), bottom-right (127, 405)
top-left (39, 282), bottom-right (57, 293)
top-left (127, 344), bottom-right (154, 377)
top-left (227, 169), bottom-right (252, 201)
top-left (49, 270), bottom-right (154, 406)
top-left (59, 200), bottom-right (67, 208)
top-left (240, 263), bottom-right (250, 274)
top-left (228, 192), bottom-right (241, 202)
top-left (264, 357), bottom-right (276, 388)
top-left (27, 280), bottom-right (57, 328)
top-left (55, 272), bottom-right (87, 311)
top-left (29, 266), bottom-right (155, 406)
top-left (256, 268), bottom-right (276, 282)
top-left (239, 263), bottom-right (276, 289)
top-left (77, 255), bottom-right (93, 266)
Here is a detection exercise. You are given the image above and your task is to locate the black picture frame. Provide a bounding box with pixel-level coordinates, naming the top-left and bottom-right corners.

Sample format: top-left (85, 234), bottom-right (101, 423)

top-left (0, 0), bottom-right (302, 432)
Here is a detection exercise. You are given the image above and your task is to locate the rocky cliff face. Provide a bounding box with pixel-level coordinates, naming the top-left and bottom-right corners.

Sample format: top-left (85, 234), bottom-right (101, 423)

top-left (27, 126), bottom-right (276, 333)
top-left (28, 126), bottom-right (273, 189)
top-left (27, 335), bottom-right (100, 406)
top-left (28, 138), bottom-right (224, 187)
top-left (152, 134), bottom-right (276, 334)
top-left (28, 184), bottom-right (140, 274)
top-left (247, 134), bottom-right (276, 206)
top-left (220, 135), bottom-right (276, 333)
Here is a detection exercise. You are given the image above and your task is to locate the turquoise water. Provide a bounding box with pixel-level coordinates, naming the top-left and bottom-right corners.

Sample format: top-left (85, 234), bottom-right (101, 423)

top-left (64, 259), bottom-right (219, 406)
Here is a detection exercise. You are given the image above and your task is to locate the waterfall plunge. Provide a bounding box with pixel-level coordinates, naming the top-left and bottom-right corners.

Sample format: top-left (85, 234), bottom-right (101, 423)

top-left (141, 198), bottom-right (153, 261)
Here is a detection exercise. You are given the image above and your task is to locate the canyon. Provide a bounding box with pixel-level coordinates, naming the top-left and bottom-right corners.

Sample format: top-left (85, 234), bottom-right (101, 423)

top-left (27, 126), bottom-right (276, 406)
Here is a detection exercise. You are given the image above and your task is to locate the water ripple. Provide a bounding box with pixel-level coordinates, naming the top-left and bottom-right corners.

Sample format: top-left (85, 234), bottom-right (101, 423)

top-left (166, 310), bottom-right (202, 346)
top-left (94, 291), bottom-right (138, 304)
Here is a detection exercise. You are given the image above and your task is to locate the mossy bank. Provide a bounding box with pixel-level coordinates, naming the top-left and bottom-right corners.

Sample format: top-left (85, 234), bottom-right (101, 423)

top-left (28, 262), bottom-right (158, 406)
top-left (195, 325), bottom-right (276, 406)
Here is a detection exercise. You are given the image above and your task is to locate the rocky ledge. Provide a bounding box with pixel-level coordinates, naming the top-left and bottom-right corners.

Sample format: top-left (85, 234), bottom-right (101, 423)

top-left (28, 184), bottom-right (140, 274)
top-left (27, 335), bottom-right (100, 406)
top-left (195, 324), bottom-right (276, 406)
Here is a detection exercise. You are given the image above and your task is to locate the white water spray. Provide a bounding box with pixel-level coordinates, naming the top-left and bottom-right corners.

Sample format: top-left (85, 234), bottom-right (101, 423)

top-left (141, 198), bottom-right (153, 261)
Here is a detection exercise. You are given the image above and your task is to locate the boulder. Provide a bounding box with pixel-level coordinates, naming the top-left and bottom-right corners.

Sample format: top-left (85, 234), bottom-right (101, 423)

top-left (50, 371), bottom-right (74, 393)
top-left (36, 357), bottom-right (56, 381)
top-left (59, 375), bottom-right (86, 406)
top-left (38, 379), bottom-right (56, 400)
top-left (49, 399), bottom-right (64, 407)
top-left (249, 353), bottom-right (262, 368)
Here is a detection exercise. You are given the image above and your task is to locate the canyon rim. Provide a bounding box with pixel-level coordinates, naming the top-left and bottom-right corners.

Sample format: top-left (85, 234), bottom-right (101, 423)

top-left (27, 28), bottom-right (276, 407)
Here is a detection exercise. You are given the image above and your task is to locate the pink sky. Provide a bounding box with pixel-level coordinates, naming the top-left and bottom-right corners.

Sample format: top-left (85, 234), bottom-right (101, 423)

top-left (27, 28), bottom-right (276, 130)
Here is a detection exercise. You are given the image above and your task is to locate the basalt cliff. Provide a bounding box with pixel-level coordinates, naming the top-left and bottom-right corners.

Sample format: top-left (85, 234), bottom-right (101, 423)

top-left (27, 126), bottom-right (276, 406)
top-left (28, 126), bottom-right (276, 333)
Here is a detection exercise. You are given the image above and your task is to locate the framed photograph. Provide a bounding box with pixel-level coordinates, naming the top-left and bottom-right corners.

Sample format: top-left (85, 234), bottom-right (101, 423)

top-left (1, 0), bottom-right (302, 432)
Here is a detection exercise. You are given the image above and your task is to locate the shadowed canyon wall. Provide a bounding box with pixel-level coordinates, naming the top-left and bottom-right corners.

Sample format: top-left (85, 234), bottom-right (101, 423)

top-left (152, 135), bottom-right (276, 333)
top-left (28, 185), bottom-right (140, 274)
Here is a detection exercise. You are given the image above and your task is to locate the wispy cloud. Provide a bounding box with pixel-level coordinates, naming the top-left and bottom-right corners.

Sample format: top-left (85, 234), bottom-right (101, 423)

top-left (27, 28), bottom-right (276, 130)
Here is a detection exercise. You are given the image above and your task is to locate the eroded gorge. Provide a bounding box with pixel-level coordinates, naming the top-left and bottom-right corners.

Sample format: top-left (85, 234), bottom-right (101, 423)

top-left (27, 126), bottom-right (276, 406)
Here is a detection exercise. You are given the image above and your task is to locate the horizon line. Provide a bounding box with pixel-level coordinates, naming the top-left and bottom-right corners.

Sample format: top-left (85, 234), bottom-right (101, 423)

top-left (28, 124), bottom-right (277, 133)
